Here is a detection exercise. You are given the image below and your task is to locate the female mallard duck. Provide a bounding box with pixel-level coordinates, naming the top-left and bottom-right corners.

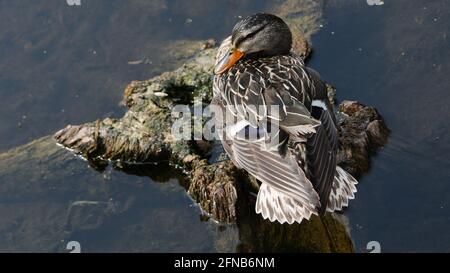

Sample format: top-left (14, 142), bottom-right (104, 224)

top-left (212, 13), bottom-right (358, 224)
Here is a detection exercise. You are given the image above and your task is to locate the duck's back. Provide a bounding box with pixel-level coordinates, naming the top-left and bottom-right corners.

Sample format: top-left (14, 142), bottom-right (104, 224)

top-left (213, 54), bottom-right (317, 123)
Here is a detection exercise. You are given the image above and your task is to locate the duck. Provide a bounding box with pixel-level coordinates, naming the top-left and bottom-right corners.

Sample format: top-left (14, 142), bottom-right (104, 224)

top-left (212, 13), bottom-right (358, 224)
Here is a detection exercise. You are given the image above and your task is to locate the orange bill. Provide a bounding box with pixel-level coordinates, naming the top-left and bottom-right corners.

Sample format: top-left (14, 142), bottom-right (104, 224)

top-left (214, 49), bottom-right (244, 75)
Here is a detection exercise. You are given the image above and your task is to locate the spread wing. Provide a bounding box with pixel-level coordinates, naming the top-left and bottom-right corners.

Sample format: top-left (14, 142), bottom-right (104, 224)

top-left (231, 134), bottom-right (320, 223)
top-left (210, 96), bottom-right (321, 223)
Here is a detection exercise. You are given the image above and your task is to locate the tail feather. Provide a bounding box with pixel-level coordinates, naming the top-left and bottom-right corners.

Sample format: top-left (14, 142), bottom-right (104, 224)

top-left (326, 166), bottom-right (358, 212)
top-left (256, 183), bottom-right (318, 224)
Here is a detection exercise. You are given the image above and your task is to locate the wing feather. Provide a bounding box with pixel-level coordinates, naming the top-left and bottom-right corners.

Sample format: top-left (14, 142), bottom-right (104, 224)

top-left (305, 102), bottom-right (339, 213)
top-left (231, 137), bottom-right (320, 211)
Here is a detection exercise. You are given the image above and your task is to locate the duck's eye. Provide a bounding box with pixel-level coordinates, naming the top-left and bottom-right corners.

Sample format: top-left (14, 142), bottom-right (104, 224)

top-left (234, 31), bottom-right (256, 48)
top-left (234, 22), bottom-right (269, 47)
top-left (234, 35), bottom-right (247, 48)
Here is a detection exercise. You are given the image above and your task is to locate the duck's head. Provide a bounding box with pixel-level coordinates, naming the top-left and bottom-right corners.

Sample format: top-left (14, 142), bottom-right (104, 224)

top-left (214, 13), bottom-right (292, 75)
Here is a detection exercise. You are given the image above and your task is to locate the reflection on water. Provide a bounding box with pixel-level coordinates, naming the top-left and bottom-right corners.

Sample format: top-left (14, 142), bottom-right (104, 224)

top-left (0, 0), bottom-right (449, 252)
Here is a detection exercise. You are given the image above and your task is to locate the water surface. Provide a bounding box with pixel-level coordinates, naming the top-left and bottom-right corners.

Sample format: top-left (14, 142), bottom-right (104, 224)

top-left (309, 0), bottom-right (450, 252)
top-left (0, 0), bottom-right (449, 252)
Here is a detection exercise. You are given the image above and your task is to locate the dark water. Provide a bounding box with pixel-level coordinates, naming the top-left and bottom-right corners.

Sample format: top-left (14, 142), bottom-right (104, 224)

top-left (309, 0), bottom-right (450, 252)
top-left (0, 0), bottom-right (449, 252)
